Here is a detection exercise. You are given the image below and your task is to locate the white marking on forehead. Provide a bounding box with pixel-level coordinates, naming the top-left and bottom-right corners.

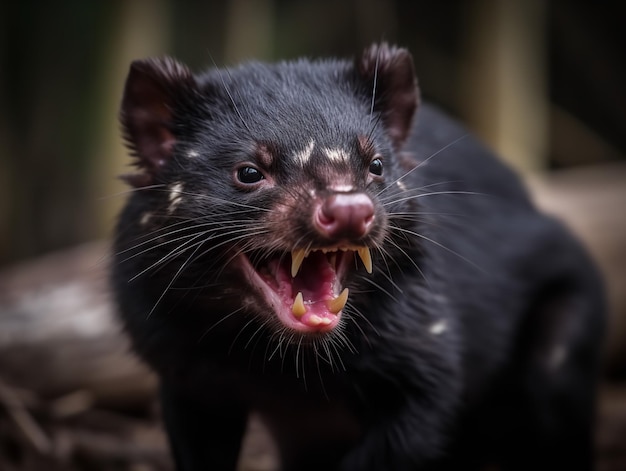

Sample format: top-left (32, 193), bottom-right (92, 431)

top-left (168, 182), bottom-right (184, 213)
top-left (187, 150), bottom-right (199, 158)
top-left (329, 184), bottom-right (354, 192)
top-left (429, 320), bottom-right (448, 335)
top-left (293, 139), bottom-right (315, 166)
top-left (323, 147), bottom-right (350, 163)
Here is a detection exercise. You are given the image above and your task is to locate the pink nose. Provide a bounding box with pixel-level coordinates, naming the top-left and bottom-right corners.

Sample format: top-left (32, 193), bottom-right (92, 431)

top-left (314, 193), bottom-right (375, 240)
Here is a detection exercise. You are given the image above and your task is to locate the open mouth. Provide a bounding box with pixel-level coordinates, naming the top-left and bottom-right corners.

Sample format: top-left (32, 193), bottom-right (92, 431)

top-left (240, 247), bottom-right (373, 333)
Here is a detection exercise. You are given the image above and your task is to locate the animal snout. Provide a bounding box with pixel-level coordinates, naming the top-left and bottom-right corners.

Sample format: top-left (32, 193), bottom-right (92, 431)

top-left (314, 193), bottom-right (375, 240)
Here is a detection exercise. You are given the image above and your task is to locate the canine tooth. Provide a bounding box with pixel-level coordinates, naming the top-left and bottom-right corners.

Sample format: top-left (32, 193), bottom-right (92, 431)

top-left (292, 292), bottom-right (306, 317)
top-left (357, 247), bottom-right (373, 274)
top-left (291, 249), bottom-right (307, 277)
top-left (327, 288), bottom-right (349, 314)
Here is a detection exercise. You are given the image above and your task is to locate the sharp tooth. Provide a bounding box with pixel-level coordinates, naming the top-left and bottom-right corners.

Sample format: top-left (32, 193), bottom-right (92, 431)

top-left (357, 247), bottom-right (373, 274)
top-left (292, 292), bottom-right (306, 317)
top-left (291, 249), bottom-right (307, 277)
top-left (327, 288), bottom-right (349, 314)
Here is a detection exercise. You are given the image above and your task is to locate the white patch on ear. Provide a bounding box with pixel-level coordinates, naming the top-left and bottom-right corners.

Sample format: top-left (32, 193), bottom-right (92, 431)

top-left (429, 320), bottom-right (448, 335)
top-left (293, 140), bottom-right (315, 166)
top-left (168, 182), bottom-right (184, 213)
top-left (324, 148), bottom-right (349, 163)
top-left (187, 150), bottom-right (199, 158)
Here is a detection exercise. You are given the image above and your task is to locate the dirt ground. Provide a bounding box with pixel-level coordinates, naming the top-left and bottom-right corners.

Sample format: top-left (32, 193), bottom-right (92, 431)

top-left (1, 380), bottom-right (625, 471)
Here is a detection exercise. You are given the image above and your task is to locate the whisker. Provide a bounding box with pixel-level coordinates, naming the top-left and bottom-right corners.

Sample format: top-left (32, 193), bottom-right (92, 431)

top-left (198, 306), bottom-right (245, 342)
top-left (383, 190), bottom-right (488, 207)
top-left (378, 180), bottom-right (464, 204)
top-left (295, 336), bottom-right (304, 379)
top-left (209, 55), bottom-right (253, 135)
top-left (327, 337), bottom-right (349, 370)
top-left (146, 240), bottom-right (205, 318)
top-left (376, 134), bottom-right (470, 198)
top-left (344, 305), bottom-right (376, 346)
top-left (244, 321), bottom-right (269, 350)
top-left (390, 225), bottom-right (486, 273)
top-left (97, 184), bottom-right (168, 202)
top-left (382, 234), bottom-right (430, 287)
top-left (312, 340), bottom-right (329, 399)
top-left (369, 46), bottom-right (381, 124)
top-left (358, 275), bottom-right (400, 303)
top-left (229, 316), bottom-right (258, 355)
top-left (128, 231), bottom-right (209, 282)
top-left (137, 221), bottom-right (269, 279)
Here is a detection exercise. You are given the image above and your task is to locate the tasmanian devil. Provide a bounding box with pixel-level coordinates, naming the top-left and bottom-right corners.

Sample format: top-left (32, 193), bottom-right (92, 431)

top-left (111, 43), bottom-right (605, 470)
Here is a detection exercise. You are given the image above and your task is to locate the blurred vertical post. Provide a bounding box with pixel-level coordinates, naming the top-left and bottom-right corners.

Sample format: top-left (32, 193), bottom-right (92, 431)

top-left (223, 0), bottom-right (274, 63)
top-left (355, 0), bottom-right (398, 48)
top-left (90, 0), bottom-right (171, 238)
top-left (0, 1), bottom-right (8, 261)
top-left (461, 0), bottom-right (547, 173)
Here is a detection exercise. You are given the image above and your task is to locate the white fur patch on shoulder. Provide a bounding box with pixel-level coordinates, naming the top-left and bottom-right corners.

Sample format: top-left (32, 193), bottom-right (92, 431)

top-left (429, 319), bottom-right (448, 335)
top-left (140, 212), bottom-right (152, 226)
top-left (293, 139), bottom-right (315, 166)
top-left (323, 147), bottom-right (349, 163)
top-left (548, 344), bottom-right (568, 370)
top-left (168, 182), bottom-right (184, 213)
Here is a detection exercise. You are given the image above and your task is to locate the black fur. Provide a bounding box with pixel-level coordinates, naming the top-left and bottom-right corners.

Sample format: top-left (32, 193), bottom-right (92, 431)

top-left (112, 44), bottom-right (605, 470)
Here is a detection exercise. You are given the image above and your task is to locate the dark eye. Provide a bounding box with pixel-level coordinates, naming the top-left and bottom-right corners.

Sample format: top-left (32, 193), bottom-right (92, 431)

top-left (369, 158), bottom-right (383, 176)
top-left (237, 166), bottom-right (264, 184)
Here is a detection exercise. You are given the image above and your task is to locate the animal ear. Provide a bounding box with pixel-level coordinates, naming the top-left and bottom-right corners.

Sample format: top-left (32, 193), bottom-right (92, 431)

top-left (120, 57), bottom-right (196, 187)
top-left (357, 43), bottom-right (419, 149)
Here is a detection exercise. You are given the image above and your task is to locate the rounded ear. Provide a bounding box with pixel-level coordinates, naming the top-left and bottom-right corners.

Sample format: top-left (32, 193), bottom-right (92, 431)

top-left (119, 58), bottom-right (196, 187)
top-left (357, 43), bottom-right (420, 149)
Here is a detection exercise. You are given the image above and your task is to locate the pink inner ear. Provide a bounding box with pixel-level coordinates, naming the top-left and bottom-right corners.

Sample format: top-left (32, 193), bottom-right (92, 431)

top-left (120, 58), bottom-right (194, 186)
top-left (358, 43), bottom-right (419, 149)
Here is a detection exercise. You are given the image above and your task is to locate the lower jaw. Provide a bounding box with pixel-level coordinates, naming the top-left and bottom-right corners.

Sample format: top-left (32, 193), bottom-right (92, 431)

top-left (258, 289), bottom-right (343, 334)
top-left (239, 266), bottom-right (344, 334)
top-left (235, 241), bottom-right (378, 334)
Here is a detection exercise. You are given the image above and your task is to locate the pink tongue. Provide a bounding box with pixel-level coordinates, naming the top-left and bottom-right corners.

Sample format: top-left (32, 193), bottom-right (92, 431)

top-left (293, 252), bottom-right (335, 304)
top-left (272, 252), bottom-right (339, 324)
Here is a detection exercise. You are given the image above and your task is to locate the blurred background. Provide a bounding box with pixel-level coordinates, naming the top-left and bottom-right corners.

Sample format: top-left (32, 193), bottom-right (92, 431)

top-left (1, 0), bottom-right (625, 264)
top-left (0, 1), bottom-right (624, 470)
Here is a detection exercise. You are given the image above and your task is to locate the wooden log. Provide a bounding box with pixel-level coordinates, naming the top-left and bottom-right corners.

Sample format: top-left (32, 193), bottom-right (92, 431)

top-left (0, 241), bottom-right (156, 404)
